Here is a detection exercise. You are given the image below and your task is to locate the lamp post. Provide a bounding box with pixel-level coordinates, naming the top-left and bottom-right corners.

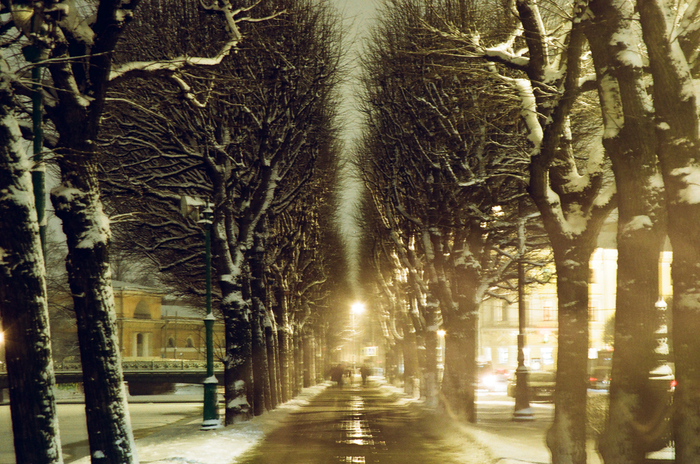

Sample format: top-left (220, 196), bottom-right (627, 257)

top-left (180, 196), bottom-right (219, 429)
top-left (655, 298), bottom-right (669, 364)
top-left (351, 302), bottom-right (365, 371)
top-left (513, 252), bottom-right (534, 421)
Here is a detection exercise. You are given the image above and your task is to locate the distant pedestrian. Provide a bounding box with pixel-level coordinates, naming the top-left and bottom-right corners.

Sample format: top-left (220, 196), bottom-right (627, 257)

top-left (360, 362), bottom-right (371, 385)
top-left (331, 364), bottom-right (344, 387)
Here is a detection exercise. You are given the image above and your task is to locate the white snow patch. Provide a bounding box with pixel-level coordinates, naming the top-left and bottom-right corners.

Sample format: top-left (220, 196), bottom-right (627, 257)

top-left (71, 383), bottom-right (330, 464)
top-left (513, 78), bottom-right (543, 149)
top-left (600, 74), bottom-right (624, 138)
top-left (621, 215), bottom-right (652, 235)
top-left (671, 165), bottom-right (700, 204)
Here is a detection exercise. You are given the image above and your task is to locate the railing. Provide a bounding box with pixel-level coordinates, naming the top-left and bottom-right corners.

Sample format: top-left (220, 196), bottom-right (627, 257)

top-left (52, 359), bottom-right (224, 371)
top-left (0, 359), bottom-right (224, 374)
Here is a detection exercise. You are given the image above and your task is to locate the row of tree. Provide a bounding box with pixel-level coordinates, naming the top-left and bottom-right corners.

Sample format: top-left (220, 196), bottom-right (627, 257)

top-left (100, 0), bottom-right (347, 425)
top-left (0, 0), bottom-right (350, 463)
top-left (353, 0), bottom-right (700, 464)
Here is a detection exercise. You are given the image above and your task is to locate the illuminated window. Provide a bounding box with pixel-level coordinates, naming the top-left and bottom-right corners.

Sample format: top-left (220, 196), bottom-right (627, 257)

top-left (543, 301), bottom-right (553, 321)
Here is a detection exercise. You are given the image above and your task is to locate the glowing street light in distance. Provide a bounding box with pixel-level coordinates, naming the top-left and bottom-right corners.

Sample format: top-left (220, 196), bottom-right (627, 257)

top-left (351, 302), bottom-right (365, 315)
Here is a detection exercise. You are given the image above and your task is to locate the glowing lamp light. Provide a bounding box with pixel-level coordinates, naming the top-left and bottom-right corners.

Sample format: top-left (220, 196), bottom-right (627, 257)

top-left (351, 302), bottom-right (365, 315)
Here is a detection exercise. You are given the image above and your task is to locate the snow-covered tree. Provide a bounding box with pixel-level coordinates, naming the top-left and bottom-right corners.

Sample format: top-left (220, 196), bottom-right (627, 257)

top-left (422, 1), bottom-right (617, 461)
top-left (631, 0), bottom-right (700, 461)
top-left (584, 2), bottom-right (669, 461)
top-left (0, 0), bottom-right (253, 460)
top-left (0, 72), bottom-right (62, 463)
top-left (100, 0), bottom-right (344, 424)
top-left (359, 0), bottom-right (541, 421)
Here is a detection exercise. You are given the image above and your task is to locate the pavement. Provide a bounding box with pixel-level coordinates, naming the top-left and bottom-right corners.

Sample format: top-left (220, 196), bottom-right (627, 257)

top-left (462, 389), bottom-right (673, 464)
top-left (1, 380), bottom-right (676, 464)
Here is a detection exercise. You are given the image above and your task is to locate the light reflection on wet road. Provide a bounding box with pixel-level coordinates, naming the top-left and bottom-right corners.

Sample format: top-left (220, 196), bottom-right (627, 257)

top-left (234, 381), bottom-right (492, 464)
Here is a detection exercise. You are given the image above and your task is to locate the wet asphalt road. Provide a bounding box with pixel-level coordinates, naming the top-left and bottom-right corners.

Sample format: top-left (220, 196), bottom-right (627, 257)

top-left (234, 380), bottom-right (493, 464)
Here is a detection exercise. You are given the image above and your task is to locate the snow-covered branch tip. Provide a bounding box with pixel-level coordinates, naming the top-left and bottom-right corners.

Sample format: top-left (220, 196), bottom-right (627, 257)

top-left (109, 1), bottom-right (284, 83)
top-left (420, 20), bottom-right (529, 71)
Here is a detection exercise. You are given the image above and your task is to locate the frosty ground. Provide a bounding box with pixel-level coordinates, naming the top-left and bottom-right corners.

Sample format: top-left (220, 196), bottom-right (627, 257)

top-left (70, 381), bottom-right (410, 464)
top-left (70, 380), bottom-right (492, 464)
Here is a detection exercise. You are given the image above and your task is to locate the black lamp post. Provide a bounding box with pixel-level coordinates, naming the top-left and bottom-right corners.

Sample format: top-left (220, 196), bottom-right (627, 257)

top-left (180, 196), bottom-right (219, 428)
top-left (513, 256), bottom-right (534, 420)
top-left (200, 201), bottom-right (219, 428)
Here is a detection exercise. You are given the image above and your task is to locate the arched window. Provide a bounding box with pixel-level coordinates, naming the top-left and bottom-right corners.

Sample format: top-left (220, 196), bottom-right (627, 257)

top-left (186, 337), bottom-right (194, 348)
top-left (167, 337), bottom-right (175, 348)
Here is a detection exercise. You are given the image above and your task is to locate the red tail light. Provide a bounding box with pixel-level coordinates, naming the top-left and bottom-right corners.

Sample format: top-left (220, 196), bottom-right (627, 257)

top-left (589, 377), bottom-right (597, 382)
top-left (671, 380), bottom-right (677, 389)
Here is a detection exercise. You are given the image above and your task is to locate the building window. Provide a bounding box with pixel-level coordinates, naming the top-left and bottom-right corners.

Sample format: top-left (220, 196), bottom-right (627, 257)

top-left (589, 300), bottom-right (599, 322)
top-left (186, 337), bottom-right (194, 348)
top-left (498, 347), bottom-right (509, 365)
top-left (543, 301), bottom-right (553, 321)
top-left (167, 337), bottom-right (175, 348)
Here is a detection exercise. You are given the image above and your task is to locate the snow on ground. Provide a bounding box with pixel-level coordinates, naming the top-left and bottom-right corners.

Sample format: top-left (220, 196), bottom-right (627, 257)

top-left (66, 379), bottom-right (419, 464)
top-left (72, 382), bottom-right (336, 464)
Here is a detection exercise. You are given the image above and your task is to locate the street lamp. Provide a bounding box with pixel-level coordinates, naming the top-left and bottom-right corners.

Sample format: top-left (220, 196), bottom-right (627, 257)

top-left (655, 298), bottom-right (669, 360)
top-left (513, 254), bottom-right (534, 421)
top-left (180, 196), bottom-right (219, 429)
top-left (351, 302), bottom-right (365, 371)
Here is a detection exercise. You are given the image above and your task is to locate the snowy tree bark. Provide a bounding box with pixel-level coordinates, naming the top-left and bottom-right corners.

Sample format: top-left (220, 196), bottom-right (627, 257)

top-left (586, 2), bottom-right (668, 461)
top-left (44, 1), bottom-right (141, 459)
top-left (275, 287), bottom-right (293, 402)
top-left (421, 2), bottom-right (614, 461)
top-left (51, 156), bottom-right (136, 464)
top-left (636, 0), bottom-right (700, 460)
top-left (545, 252), bottom-right (594, 464)
top-left (0, 83), bottom-right (63, 464)
top-left (250, 235), bottom-right (271, 415)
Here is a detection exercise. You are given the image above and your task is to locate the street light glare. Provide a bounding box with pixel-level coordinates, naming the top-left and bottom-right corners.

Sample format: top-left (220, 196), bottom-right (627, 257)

top-left (351, 302), bottom-right (365, 315)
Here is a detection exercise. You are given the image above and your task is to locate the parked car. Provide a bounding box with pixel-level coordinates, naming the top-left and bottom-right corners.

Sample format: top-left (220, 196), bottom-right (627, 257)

top-left (477, 361), bottom-right (495, 391)
top-left (507, 370), bottom-right (556, 402)
top-left (589, 367), bottom-right (611, 390)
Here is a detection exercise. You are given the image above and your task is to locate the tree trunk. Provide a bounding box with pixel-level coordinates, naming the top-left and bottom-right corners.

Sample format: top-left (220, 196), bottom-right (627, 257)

top-left (52, 161), bottom-right (136, 464)
top-left (402, 326), bottom-right (420, 397)
top-left (420, 292), bottom-right (440, 406)
top-left (546, 252), bottom-right (593, 464)
top-left (586, 3), bottom-right (668, 461)
top-left (219, 272), bottom-right (253, 424)
top-left (0, 92), bottom-right (63, 464)
top-left (637, 1), bottom-right (700, 462)
top-left (441, 300), bottom-right (478, 423)
top-left (251, 310), bottom-right (268, 416)
top-left (303, 327), bottom-right (314, 388)
top-left (266, 322), bottom-right (279, 409)
top-left (293, 328), bottom-right (303, 395)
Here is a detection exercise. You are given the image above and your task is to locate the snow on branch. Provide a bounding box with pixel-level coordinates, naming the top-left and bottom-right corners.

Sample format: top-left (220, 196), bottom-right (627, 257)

top-left (109, 1), bottom-right (283, 85)
top-left (420, 21), bottom-right (530, 72)
top-left (489, 75), bottom-right (543, 153)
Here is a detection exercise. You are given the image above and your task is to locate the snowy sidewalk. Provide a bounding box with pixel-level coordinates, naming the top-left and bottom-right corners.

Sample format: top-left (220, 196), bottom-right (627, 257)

top-left (71, 383), bottom-right (330, 464)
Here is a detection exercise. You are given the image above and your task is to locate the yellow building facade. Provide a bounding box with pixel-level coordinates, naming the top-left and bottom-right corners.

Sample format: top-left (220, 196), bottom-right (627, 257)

top-left (479, 246), bottom-right (673, 373)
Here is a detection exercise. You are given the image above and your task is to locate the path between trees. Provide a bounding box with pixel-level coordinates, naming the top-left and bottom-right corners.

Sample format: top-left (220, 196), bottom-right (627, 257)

top-left (233, 379), bottom-right (493, 464)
